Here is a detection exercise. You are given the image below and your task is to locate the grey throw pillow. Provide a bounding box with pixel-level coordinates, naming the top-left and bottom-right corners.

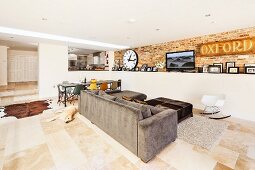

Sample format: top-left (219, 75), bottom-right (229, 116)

top-left (98, 90), bottom-right (117, 101)
top-left (146, 105), bottom-right (166, 115)
top-left (115, 98), bottom-right (152, 119)
top-left (87, 90), bottom-right (99, 95)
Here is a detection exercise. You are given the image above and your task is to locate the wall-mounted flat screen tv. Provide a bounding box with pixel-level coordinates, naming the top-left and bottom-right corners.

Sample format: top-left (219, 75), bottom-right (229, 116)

top-left (166, 50), bottom-right (195, 70)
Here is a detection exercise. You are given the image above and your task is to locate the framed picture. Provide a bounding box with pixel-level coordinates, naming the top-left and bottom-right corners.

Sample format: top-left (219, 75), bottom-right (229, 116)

top-left (140, 64), bottom-right (148, 72)
top-left (146, 67), bottom-right (152, 72)
top-left (208, 65), bottom-right (221, 73)
top-left (228, 67), bottom-right (239, 74)
top-left (135, 67), bottom-right (140, 71)
top-left (245, 66), bottom-right (255, 74)
top-left (244, 63), bottom-right (255, 67)
top-left (226, 62), bottom-right (235, 73)
top-left (202, 65), bottom-right (209, 73)
top-left (213, 63), bottom-right (223, 73)
top-left (152, 67), bottom-right (158, 72)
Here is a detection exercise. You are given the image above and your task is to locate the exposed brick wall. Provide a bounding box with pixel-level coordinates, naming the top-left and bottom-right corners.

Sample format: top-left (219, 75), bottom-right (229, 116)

top-left (114, 27), bottom-right (255, 73)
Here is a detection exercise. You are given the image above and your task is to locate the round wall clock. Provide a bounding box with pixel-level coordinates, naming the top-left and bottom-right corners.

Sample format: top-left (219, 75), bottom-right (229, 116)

top-left (123, 50), bottom-right (138, 70)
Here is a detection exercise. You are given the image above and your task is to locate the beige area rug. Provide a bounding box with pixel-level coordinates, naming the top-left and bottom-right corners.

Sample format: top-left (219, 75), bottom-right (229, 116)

top-left (177, 115), bottom-right (228, 150)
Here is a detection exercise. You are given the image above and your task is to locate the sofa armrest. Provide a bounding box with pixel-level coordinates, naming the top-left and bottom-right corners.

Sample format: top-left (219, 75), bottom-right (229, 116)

top-left (138, 109), bottom-right (177, 162)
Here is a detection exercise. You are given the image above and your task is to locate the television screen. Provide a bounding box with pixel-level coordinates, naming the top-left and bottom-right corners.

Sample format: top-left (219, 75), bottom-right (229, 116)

top-left (166, 50), bottom-right (195, 70)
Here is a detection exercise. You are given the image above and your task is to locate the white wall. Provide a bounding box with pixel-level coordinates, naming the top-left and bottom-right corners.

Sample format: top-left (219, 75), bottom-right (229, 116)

top-left (38, 43), bottom-right (69, 98)
top-left (110, 72), bottom-right (255, 122)
top-left (0, 46), bottom-right (8, 86)
top-left (37, 46), bottom-right (255, 122)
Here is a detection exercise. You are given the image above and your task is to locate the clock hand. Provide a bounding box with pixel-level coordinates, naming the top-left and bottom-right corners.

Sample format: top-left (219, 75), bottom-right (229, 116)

top-left (128, 59), bottom-right (136, 61)
top-left (128, 54), bottom-right (132, 61)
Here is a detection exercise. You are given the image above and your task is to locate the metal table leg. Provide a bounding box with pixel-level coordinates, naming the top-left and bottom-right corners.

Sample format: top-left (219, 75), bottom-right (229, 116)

top-left (64, 87), bottom-right (67, 107)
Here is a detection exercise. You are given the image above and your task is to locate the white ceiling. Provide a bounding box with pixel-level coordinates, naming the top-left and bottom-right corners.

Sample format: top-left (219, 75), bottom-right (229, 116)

top-left (0, 0), bottom-right (254, 50)
top-left (0, 39), bottom-right (37, 51)
top-left (68, 47), bottom-right (100, 55)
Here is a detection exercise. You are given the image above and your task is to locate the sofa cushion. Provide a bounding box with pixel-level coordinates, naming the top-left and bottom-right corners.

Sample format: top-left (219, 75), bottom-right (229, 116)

top-left (115, 98), bottom-right (152, 119)
top-left (98, 90), bottom-right (117, 101)
top-left (146, 105), bottom-right (167, 115)
top-left (87, 90), bottom-right (99, 95)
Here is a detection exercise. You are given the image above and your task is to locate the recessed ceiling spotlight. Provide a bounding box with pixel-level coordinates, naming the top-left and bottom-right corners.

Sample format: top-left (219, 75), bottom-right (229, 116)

top-left (205, 14), bottom-right (211, 17)
top-left (42, 17), bottom-right (48, 21)
top-left (10, 36), bottom-right (14, 38)
top-left (155, 28), bottom-right (160, 31)
top-left (128, 19), bottom-right (136, 23)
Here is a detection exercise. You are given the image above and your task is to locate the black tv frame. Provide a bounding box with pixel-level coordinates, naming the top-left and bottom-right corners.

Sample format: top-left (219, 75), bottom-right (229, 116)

top-left (165, 50), bottom-right (195, 72)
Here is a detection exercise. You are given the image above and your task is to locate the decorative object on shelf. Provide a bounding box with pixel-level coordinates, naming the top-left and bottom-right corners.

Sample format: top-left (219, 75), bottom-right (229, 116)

top-left (213, 63), bottom-right (223, 73)
top-left (202, 65), bottom-right (209, 73)
top-left (130, 68), bottom-right (135, 71)
top-left (228, 67), bottom-right (239, 74)
top-left (122, 67), bottom-right (127, 71)
top-left (226, 62), bottom-right (235, 73)
top-left (146, 67), bottom-right (152, 72)
top-left (112, 66), bottom-right (119, 71)
top-left (155, 60), bottom-right (165, 71)
top-left (135, 67), bottom-right (140, 71)
top-left (152, 66), bottom-right (158, 72)
top-left (118, 67), bottom-right (123, 71)
top-left (140, 64), bottom-right (148, 72)
top-left (106, 54), bottom-right (109, 65)
top-left (208, 65), bottom-right (221, 73)
top-left (123, 50), bottom-right (138, 70)
top-left (245, 66), bottom-right (255, 74)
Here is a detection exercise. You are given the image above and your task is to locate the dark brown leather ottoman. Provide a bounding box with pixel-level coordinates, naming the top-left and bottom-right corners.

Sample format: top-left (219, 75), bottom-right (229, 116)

top-left (146, 97), bottom-right (193, 123)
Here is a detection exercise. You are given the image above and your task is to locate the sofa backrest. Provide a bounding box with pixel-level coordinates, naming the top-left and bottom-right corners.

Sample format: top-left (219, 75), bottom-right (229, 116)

top-left (79, 91), bottom-right (142, 155)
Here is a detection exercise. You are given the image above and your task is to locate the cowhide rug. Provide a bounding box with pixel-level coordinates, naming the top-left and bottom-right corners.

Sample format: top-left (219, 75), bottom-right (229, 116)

top-left (2, 100), bottom-right (52, 119)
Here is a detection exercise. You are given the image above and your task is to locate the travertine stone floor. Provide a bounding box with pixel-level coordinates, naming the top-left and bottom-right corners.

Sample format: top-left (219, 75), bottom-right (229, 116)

top-left (0, 82), bottom-right (38, 106)
top-left (0, 101), bottom-right (255, 170)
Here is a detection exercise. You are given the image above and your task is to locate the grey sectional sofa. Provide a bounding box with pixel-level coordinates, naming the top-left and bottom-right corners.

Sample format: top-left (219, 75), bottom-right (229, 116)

top-left (79, 90), bottom-right (177, 162)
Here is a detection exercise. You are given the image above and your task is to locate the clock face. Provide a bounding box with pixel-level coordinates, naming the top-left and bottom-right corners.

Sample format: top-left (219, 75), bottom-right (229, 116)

top-left (123, 50), bottom-right (138, 70)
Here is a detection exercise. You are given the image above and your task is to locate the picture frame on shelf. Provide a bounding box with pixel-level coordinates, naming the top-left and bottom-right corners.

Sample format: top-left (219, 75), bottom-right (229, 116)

top-left (202, 65), bottom-right (209, 73)
top-left (140, 64), bottom-right (148, 72)
top-left (198, 67), bottom-right (203, 73)
top-left (228, 67), bottom-right (239, 74)
top-left (226, 62), bottom-right (235, 73)
top-left (213, 63), bottom-right (223, 73)
top-left (208, 65), bottom-right (221, 73)
top-left (245, 66), bottom-right (255, 74)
